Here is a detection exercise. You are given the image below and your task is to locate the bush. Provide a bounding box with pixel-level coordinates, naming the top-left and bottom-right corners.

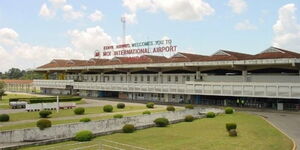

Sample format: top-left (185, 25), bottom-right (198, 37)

top-left (143, 111), bottom-right (151, 115)
top-left (166, 105), bottom-right (175, 111)
top-left (113, 114), bottom-right (123, 118)
top-left (74, 107), bottom-right (85, 115)
top-left (0, 114), bottom-right (9, 122)
top-left (75, 130), bottom-right (93, 141)
top-left (146, 102), bottom-right (154, 108)
top-left (117, 103), bottom-right (125, 109)
top-left (206, 112), bottom-right (216, 118)
top-left (228, 129), bottom-right (238, 137)
top-left (154, 118), bottom-right (169, 127)
top-left (185, 104), bottom-right (194, 109)
top-left (226, 123), bottom-right (237, 131)
top-left (225, 107), bottom-right (234, 114)
top-left (103, 105), bottom-right (113, 112)
top-left (39, 110), bottom-right (52, 118)
top-left (122, 124), bottom-right (135, 133)
top-left (184, 115), bottom-right (194, 122)
top-left (80, 118), bottom-right (91, 122)
top-left (36, 119), bottom-right (51, 130)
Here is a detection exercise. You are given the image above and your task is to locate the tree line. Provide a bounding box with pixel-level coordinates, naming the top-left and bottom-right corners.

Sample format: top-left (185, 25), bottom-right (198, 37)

top-left (0, 68), bottom-right (43, 80)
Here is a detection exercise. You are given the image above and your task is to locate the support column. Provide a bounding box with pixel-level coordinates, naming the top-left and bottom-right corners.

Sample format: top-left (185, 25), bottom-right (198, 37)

top-left (158, 72), bottom-right (162, 83)
top-left (126, 72), bottom-right (131, 83)
top-left (242, 70), bottom-right (248, 82)
top-left (196, 70), bottom-right (201, 81)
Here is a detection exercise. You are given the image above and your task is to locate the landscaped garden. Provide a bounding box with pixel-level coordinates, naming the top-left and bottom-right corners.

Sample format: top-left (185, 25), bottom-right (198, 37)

top-left (22, 112), bottom-right (293, 150)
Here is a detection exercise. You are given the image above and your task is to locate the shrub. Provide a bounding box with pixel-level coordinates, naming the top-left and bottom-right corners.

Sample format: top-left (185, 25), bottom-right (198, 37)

top-left (36, 119), bottom-right (51, 130)
top-left (143, 111), bottom-right (151, 115)
top-left (146, 102), bottom-right (154, 108)
top-left (80, 118), bottom-right (91, 122)
top-left (9, 96), bottom-right (82, 103)
top-left (0, 114), bottom-right (9, 122)
top-left (113, 114), bottom-right (123, 118)
top-left (185, 104), bottom-right (194, 109)
top-left (206, 112), bottom-right (216, 118)
top-left (166, 105), bottom-right (175, 111)
top-left (226, 123), bottom-right (237, 131)
top-left (75, 130), bottom-right (93, 141)
top-left (103, 105), bottom-right (113, 112)
top-left (74, 107), bottom-right (85, 115)
top-left (117, 103), bottom-right (125, 109)
top-left (225, 107), bottom-right (234, 114)
top-left (154, 118), bottom-right (169, 127)
top-left (39, 110), bottom-right (52, 118)
top-left (184, 115), bottom-right (194, 122)
top-left (228, 129), bottom-right (238, 137)
top-left (122, 124), bottom-right (135, 133)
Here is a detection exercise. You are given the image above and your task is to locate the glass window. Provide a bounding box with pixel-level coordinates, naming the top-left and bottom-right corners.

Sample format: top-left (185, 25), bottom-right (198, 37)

top-left (186, 76), bottom-right (190, 81)
top-left (134, 76), bottom-right (137, 82)
top-left (147, 76), bottom-right (150, 82)
top-left (175, 76), bottom-right (178, 82)
top-left (120, 76), bottom-right (123, 82)
top-left (154, 76), bottom-right (157, 82)
top-left (168, 76), bottom-right (171, 82)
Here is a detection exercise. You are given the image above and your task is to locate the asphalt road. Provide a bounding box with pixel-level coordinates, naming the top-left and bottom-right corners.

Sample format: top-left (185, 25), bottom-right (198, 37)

top-left (247, 111), bottom-right (300, 150)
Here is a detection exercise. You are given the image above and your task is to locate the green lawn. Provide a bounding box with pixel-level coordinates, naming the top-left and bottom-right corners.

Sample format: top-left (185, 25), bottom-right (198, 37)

top-left (0, 109), bottom-right (167, 131)
top-left (22, 112), bottom-right (293, 150)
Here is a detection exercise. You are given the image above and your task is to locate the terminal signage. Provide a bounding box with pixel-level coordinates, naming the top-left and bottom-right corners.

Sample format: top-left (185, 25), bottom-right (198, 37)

top-left (96, 39), bottom-right (177, 57)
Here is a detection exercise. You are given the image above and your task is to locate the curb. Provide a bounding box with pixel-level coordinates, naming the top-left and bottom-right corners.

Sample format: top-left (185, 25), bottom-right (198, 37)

top-left (258, 115), bottom-right (296, 150)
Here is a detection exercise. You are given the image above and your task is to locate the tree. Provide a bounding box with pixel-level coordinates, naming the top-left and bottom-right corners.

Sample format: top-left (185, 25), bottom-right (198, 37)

top-left (0, 81), bottom-right (5, 100)
top-left (6, 68), bottom-right (25, 79)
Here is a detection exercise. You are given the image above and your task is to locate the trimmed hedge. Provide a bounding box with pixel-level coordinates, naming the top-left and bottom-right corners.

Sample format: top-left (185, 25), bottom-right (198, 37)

top-left (226, 123), bottom-right (237, 131)
top-left (75, 130), bottom-right (93, 141)
top-left (80, 118), bottom-right (91, 122)
top-left (146, 102), bottom-right (154, 108)
top-left (39, 110), bottom-right (52, 118)
top-left (103, 105), bottom-right (113, 112)
top-left (143, 111), bottom-right (151, 115)
top-left (113, 114), bottom-right (123, 118)
top-left (206, 112), bottom-right (216, 118)
top-left (154, 118), bottom-right (169, 127)
top-left (166, 105), bottom-right (175, 111)
top-left (117, 103), bottom-right (125, 109)
top-left (36, 119), bottom-right (51, 130)
top-left (0, 114), bottom-right (9, 122)
top-left (185, 104), bottom-right (194, 109)
top-left (185, 115), bottom-right (194, 122)
top-left (225, 107), bottom-right (234, 114)
top-left (122, 124), bottom-right (135, 133)
top-left (9, 96), bottom-right (82, 103)
top-left (74, 107), bottom-right (85, 115)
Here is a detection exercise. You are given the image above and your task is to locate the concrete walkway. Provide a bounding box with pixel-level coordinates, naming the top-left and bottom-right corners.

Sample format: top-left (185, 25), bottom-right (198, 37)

top-left (246, 111), bottom-right (300, 150)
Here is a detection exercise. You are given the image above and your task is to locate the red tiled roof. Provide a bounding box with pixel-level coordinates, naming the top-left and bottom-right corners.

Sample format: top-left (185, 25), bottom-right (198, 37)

top-left (0, 80), bottom-right (33, 84)
top-left (36, 47), bottom-right (300, 69)
top-left (254, 47), bottom-right (300, 59)
top-left (170, 52), bottom-right (207, 62)
top-left (206, 50), bottom-right (253, 61)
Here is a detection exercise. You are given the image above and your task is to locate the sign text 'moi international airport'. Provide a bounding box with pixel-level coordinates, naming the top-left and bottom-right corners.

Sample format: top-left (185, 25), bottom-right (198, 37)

top-left (95, 39), bottom-right (177, 57)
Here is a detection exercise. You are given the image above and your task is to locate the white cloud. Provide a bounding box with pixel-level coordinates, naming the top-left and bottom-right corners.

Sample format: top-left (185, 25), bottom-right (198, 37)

top-left (62, 4), bottom-right (84, 20)
top-left (228, 0), bottom-right (247, 14)
top-left (235, 20), bottom-right (257, 30)
top-left (68, 26), bottom-right (113, 56)
top-left (88, 10), bottom-right (103, 22)
top-left (49, 0), bottom-right (67, 8)
top-left (39, 3), bottom-right (55, 18)
top-left (122, 0), bottom-right (214, 21)
top-left (122, 13), bottom-right (137, 24)
top-left (273, 3), bottom-right (300, 51)
top-left (0, 28), bottom-right (84, 72)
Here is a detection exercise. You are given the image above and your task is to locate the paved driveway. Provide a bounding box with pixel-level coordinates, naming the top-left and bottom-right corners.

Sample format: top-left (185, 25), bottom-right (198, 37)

top-left (247, 111), bottom-right (300, 150)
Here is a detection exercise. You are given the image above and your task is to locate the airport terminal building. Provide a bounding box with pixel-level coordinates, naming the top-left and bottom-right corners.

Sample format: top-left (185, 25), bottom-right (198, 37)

top-left (33, 47), bottom-right (300, 110)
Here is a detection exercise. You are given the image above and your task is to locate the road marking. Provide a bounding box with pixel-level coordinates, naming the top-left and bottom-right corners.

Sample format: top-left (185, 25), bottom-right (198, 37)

top-left (101, 139), bottom-right (148, 150)
top-left (44, 142), bottom-right (88, 150)
top-left (71, 144), bottom-right (98, 150)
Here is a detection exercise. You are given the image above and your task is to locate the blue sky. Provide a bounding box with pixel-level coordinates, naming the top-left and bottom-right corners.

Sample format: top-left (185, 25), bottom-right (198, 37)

top-left (0, 0), bottom-right (300, 71)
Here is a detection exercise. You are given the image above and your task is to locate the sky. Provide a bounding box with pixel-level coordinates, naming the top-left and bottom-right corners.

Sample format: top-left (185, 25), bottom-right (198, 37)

top-left (1, 0), bottom-right (300, 72)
